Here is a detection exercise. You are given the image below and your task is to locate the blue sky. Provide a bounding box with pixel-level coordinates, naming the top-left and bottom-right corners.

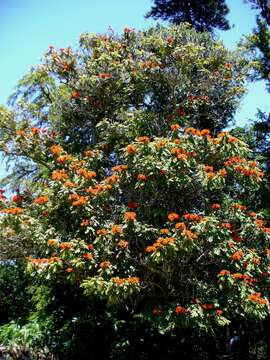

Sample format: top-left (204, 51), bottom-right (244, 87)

top-left (0, 0), bottom-right (269, 177)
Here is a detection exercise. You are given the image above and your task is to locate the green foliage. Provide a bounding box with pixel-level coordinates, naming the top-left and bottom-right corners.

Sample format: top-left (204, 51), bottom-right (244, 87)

top-left (0, 261), bottom-right (32, 325)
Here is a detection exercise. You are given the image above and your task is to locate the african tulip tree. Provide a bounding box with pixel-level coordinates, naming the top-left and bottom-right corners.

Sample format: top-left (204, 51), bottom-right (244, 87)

top-left (0, 25), bottom-right (269, 358)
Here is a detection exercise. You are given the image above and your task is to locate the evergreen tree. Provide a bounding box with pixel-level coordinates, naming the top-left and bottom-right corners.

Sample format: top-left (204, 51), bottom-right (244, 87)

top-left (145, 0), bottom-right (230, 33)
top-left (245, 0), bottom-right (270, 209)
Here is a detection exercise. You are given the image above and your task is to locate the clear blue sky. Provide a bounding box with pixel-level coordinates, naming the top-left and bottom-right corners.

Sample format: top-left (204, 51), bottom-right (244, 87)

top-left (0, 0), bottom-right (269, 177)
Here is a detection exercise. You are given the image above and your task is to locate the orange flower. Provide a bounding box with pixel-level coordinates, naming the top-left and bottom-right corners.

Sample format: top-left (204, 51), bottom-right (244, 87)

top-left (220, 222), bottom-right (232, 230)
top-left (232, 273), bottom-right (244, 279)
top-left (218, 269), bottom-right (230, 276)
top-left (59, 242), bottom-right (73, 250)
top-left (112, 165), bottom-right (128, 172)
top-left (224, 156), bottom-right (245, 167)
top-left (218, 131), bottom-right (229, 138)
top-left (177, 153), bottom-right (187, 161)
top-left (87, 244), bottom-right (94, 251)
top-left (30, 127), bottom-right (40, 134)
top-left (224, 63), bottom-right (233, 70)
top-left (99, 261), bottom-right (111, 269)
top-left (171, 123), bottom-right (180, 132)
top-left (137, 174), bottom-right (148, 181)
top-left (34, 196), bottom-right (49, 204)
top-left (183, 213), bottom-right (202, 222)
top-left (96, 229), bottom-right (108, 236)
top-left (161, 237), bottom-right (175, 245)
top-left (248, 293), bottom-right (268, 305)
top-left (252, 258), bottom-right (260, 265)
top-left (182, 229), bottom-right (197, 240)
top-left (204, 165), bottom-right (214, 172)
top-left (126, 144), bottom-right (137, 154)
top-left (12, 195), bottom-right (23, 203)
top-left (255, 219), bottom-right (265, 228)
top-left (56, 155), bottom-right (72, 163)
top-left (160, 228), bottom-right (169, 235)
top-left (84, 149), bottom-right (94, 157)
top-left (185, 127), bottom-right (197, 135)
top-left (175, 222), bottom-right (186, 230)
top-left (230, 249), bottom-right (244, 261)
top-left (232, 204), bottom-right (247, 211)
top-left (112, 277), bottom-right (125, 285)
top-left (155, 139), bottom-right (167, 148)
top-left (248, 212), bottom-right (257, 217)
top-left (219, 169), bottom-right (227, 177)
top-left (227, 136), bottom-right (238, 143)
top-left (77, 169), bottom-right (97, 179)
top-left (105, 174), bottom-right (119, 184)
top-left (0, 207), bottom-right (23, 215)
top-left (82, 253), bottom-right (93, 261)
top-left (207, 172), bottom-right (215, 180)
top-left (69, 193), bottom-right (80, 201)
top-left (71, 196), bottom-right (88, 206)
top-left (145, 246), bottom-right (156, 253)
top-left (227, 241), bottom-right (236, 248)
top-left (215, 310), bottom-right (223, 316)
top-left (29, 257), bottom-right (61, 266)
top-left (152, 307), bottom-right (162, 316)
top-left (16, 129), bottom-right (26, 136)
top-left (200, 129), bottom-right (211, 136)
top-left (71, 90), bottom-right (80, 99)
top-left (50, 144), bottom-right (63, 155)
top-left (175, 306), bottom-right (187, 314)
top-left (52, 169), bottom-right (68, 181)
top-left (86, 185), bottom-right (105, 195)
top-left (168, 212), bottom-right (180, 221)
top-left (136, 136), bottom-right (150, 143)
top-left (63, 181), bottom-right (76, 188)
top-left (201, 304), bottom-right (214, 310)
top-left (98, 73), bottom-right (112, 79)
top-left (211, 203), bottom-right (221, 210)
top-left (80, 219), bottom-right (89, 227)
top-left (124, 211), bottom-right (137, 221)
top-left (170, 147), bottom-right (180, 156)
top-left (127, 277), bottom-right (140, 284)
top-left (117, 240), bottom-right (128, 249)
top-left (66, 267), bottom-right (73, 273)
top-left (71, 160), bottom-right (86, 171)
top-left (47, 239), bottom-right (57, 246)
top-left (111, 224), bottom-right (122, 234)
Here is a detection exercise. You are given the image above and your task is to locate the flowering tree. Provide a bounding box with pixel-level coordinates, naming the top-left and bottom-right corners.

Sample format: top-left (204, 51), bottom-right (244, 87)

top-left (0, 25), bottom-right (269, 358)
top-left (1, 25), bottom-right (246, 182)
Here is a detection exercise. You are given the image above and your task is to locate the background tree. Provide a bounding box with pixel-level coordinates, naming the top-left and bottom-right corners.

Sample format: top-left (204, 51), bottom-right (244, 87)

top-left (145, 0), bottom-right (230, 32)
top-left (239, 0), bottom-right (270, 210)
